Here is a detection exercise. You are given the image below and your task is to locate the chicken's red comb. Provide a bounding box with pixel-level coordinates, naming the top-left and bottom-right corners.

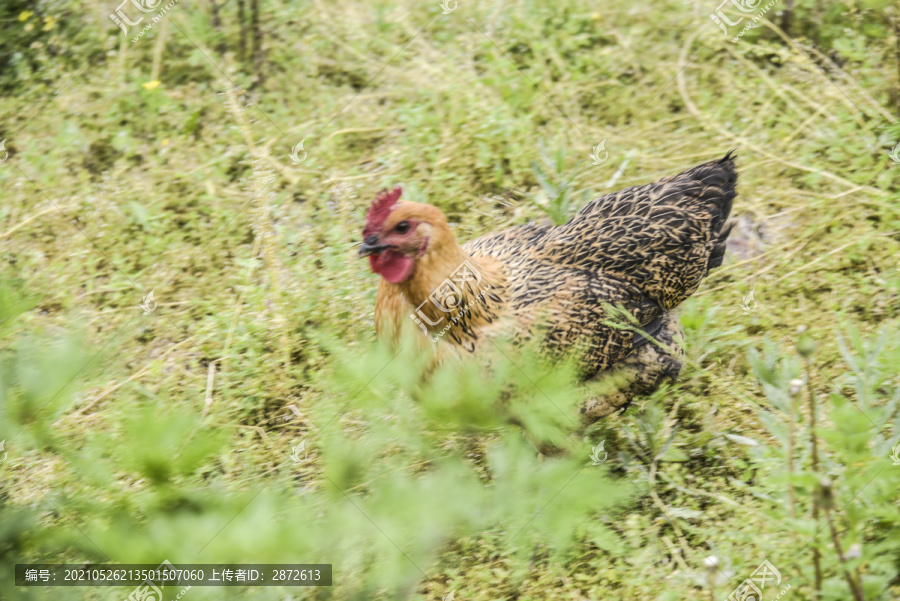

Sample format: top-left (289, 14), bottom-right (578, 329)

top-left (363, 186), bottom-right (402, 237)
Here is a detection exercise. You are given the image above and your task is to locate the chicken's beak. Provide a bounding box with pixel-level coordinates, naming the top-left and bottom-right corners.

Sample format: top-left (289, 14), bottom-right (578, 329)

top-left (358, 236), bottom-right (394, 257)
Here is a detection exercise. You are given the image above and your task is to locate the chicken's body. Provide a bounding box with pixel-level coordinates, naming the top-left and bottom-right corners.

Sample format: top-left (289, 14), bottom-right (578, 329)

top-left (361, 152), bottom-right (737, 421)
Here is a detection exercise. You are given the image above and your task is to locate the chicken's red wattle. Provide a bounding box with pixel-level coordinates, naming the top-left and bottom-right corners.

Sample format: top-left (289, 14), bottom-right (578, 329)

top-left (369, 251), bottom-right (414, 284)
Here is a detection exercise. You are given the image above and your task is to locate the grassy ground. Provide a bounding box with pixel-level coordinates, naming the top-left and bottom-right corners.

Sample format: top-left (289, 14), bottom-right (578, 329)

top-left (1, 0), bottom-right (899, 599)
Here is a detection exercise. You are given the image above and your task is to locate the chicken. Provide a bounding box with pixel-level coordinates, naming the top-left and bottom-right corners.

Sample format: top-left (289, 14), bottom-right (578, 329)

top-left (359, 152), bottom-right (737, 421)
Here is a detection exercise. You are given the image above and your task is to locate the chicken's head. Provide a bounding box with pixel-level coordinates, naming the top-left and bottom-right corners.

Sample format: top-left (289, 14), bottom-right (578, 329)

top-left (359, 186), bottom-right (451, 284)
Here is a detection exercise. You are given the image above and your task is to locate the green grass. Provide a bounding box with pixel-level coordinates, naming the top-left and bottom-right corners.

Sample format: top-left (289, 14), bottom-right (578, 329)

top-left (1, 0), bottom-right (900, 599)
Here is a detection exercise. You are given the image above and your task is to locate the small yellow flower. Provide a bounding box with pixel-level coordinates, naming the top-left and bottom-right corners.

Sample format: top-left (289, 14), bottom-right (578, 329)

top-left (142, 80), bottom-right (162, 90)
top-left (24, 23), bottom-right (34, 31)
top-left (42, 16), bottom-right (56, 31)
top-left (161, 138), bottom-right (170, 147)
top-left (19, 11), bottom-right (33, 21)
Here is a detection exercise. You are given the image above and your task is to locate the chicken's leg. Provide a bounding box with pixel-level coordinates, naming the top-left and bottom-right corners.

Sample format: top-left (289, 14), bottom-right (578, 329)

top-left (580, 313), bottom-right (685, 423)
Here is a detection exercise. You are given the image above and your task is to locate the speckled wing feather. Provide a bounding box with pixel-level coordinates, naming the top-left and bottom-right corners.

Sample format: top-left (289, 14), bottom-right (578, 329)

top-left (462, 152), bottom-right (737, 378)
top-left (534, 152), bottom-right (737, 308)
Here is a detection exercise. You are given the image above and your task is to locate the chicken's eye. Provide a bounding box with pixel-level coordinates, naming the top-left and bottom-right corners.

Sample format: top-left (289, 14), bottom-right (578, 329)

top-left (394, 221), bottom-right (411, 234)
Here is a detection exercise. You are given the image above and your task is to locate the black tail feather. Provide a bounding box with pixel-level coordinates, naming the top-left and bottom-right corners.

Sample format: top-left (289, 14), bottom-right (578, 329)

top-left (700, 151), bottom-right (737, 272)
top-left (707, 221), bottom-right (734, 270)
